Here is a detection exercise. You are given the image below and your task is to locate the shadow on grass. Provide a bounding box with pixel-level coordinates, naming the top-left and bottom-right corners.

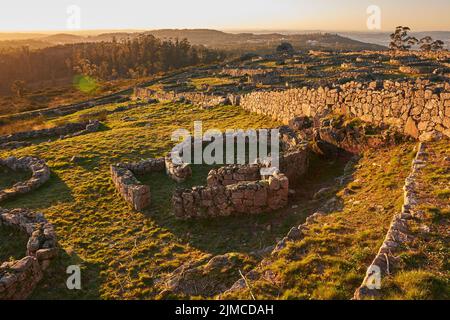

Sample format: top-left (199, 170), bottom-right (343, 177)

top-left (30, 248), bottom-right (103, 300)
top-left (0, 224), bottom-right (29, 262)
top-left (0, 165), bottom-right (32, 190)
top-left (1, 172), bottom-right (74, 210)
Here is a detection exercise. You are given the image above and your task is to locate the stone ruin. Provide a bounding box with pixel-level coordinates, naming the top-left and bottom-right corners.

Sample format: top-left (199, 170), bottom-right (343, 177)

top-left (0, 208), bottom-right (58, 300)
top-left (240, 79), bottom-right (450, 141)
top-left (0, 120), bottom-right (101, 150)
top-left (109, 124), bottom-right (310, 216)
top-left (0, 157), bottom-right (51, 202)
top-left (133, 87), bottom-right (240, 109)
top-left (171, 128), bottom-right (309, 219)
top-left (172, 164), bottom-right (289, 219)
top-left (353, 142), bottom-right (428, 300)
top-left (0, 156), bottom-right (57, 300)
top-left (110, 155), bottom-right (192, 211)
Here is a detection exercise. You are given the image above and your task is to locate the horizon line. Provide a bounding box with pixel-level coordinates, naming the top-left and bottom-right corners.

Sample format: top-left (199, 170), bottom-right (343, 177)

top-left (1, 28), bottom-right (450, 35)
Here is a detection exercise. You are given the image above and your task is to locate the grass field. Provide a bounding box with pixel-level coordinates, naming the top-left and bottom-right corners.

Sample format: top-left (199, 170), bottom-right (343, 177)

top-left (1, 95), bottom-right (448, 300)
top-left (1, 100), bottom-right (291, 299)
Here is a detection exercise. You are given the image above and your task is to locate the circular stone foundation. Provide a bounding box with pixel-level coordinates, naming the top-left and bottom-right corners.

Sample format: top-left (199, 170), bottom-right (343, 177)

top-left (0, 156), bottom-right (56, 300)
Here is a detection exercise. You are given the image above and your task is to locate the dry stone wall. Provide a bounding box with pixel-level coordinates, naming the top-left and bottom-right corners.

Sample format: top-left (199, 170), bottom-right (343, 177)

top-left (353, 143), bottom-right (427, 299)
top-left (172, 170), bottom-right (289, 219)
top-left (0, 122), bottom-right (86, 144)
top-left (134, 88), bottom-right (238, 108)
top-left (110, 165), bottom-right (151, 211)
top-left (0, 156), bottom-right (56, 300)
top-left (240, 80), bottom-right (450, 141)
top-left (206, 164), bottom-right (261, 187)
top-left (0, 120), bottom-right (101, 150)
top-left (111, 156), bottom-right (192, 211)
top-left (279, 145), bottom-right (309, 185)
top-left (0, 157), bottom-right (51, 202)
top-left (165, 157), bottom-right (193, 183)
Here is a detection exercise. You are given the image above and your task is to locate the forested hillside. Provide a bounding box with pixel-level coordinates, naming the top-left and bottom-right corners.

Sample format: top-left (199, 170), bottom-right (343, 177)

top-left (0, 35), bottom-right (226, 94)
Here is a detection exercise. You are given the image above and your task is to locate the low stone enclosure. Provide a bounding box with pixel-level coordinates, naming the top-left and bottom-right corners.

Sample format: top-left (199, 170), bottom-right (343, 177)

top-left (0, 208), bottom-right (57, 300)
top-left (0, 156), bottom-right (57, 300)
top-left (110, 126), bottom-right (309, 216)
top-left (171, 130), bottom-right (309, 219)
top-left (172, 165), bottom-right (289, 219)
top-left (0, 157), bottom-right (51, 202)
top-left (110, 156), bottom-right (192, 211)
top-left (0, 120), bottom-right (100, 150)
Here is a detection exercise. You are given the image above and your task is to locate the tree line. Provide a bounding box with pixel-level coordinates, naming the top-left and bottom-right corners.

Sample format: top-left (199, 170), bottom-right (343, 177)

top-left (0, 34), bottom-right (227, 95)
top-left (389, 26), bottom-right (445, 51)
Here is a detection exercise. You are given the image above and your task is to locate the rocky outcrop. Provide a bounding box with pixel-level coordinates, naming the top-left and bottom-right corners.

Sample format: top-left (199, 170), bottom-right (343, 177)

top-left (0, 157), bottom-right (51, 202)
top-left (353, 143), bottom-right (427, 300)
top-left (160, 253), bottom-right (254, 298)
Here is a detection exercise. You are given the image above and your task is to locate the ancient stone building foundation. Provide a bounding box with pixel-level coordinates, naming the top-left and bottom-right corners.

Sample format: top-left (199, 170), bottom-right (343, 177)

top-left (111, 156), bottom-right (192, 211)
top-left (0, 156), bottom-right (56, 300)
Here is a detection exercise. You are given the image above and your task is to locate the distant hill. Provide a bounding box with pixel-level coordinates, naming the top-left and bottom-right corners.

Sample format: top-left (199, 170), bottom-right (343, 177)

top-left (0, 29), bottom-right (386, 52)
top-left (142, 29), bottom-right (387, 51)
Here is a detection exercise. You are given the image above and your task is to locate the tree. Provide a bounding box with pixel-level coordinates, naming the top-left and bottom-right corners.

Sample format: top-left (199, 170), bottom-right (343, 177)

top-left (389, 26), bottom-right (418, 51)
top-left (431, 40), bottom-right (445, 51)
top-left (276, 42), bottom-right (294, 54)
top-left (419, 36), bottom-right (433, 51)
top-left (419, 37), bottom-right (444, 51)
top-left (0, 35), bottom-right (226, 93)
top-left (11, 80), bottom-right (25, 98)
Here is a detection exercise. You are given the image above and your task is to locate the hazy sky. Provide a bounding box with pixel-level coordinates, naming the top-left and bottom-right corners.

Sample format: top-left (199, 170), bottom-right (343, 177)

top-left (1, 0), bottom-right (449, 32)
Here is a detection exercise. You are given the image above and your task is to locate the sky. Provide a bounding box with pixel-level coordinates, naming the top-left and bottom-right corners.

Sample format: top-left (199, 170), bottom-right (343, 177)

top-left (0, 0), bottom-right (449, 32)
